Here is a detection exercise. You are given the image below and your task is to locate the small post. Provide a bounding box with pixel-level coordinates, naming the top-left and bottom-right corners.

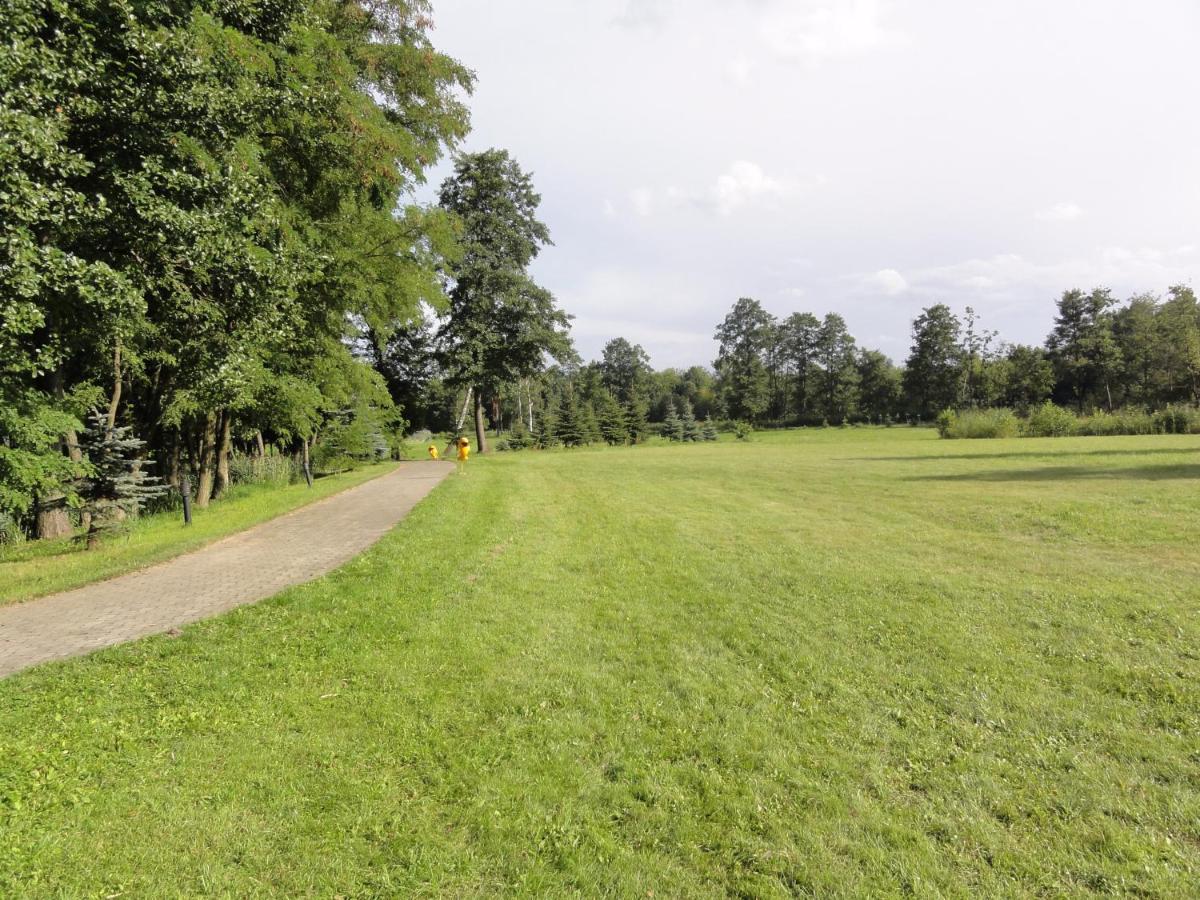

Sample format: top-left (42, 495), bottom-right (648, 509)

top-left (180, 474), bottom-right (192, 525)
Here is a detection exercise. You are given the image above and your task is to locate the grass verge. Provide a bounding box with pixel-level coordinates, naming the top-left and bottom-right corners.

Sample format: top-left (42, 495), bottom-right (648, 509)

top-left (0, 463), bottom-right (397, 606)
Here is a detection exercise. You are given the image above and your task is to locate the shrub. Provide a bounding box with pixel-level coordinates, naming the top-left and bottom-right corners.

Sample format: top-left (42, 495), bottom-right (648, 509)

top-left (936, 408), bottom-right (1020, 439)
top-left (230, 452), bottom-right (295, 486)
top-left (733, 421), bottom-right (753, 441)
top-left (1024, 401), bottom-right (1078, 438)
top-left (0, 511), bottom-right (25, 547)
top-left (1153, 405), bottom-right (1200, 435)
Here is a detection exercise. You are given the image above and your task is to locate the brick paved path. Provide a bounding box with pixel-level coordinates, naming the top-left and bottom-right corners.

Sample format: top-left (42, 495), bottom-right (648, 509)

top-left (0, 462), bottom-right (452, 678)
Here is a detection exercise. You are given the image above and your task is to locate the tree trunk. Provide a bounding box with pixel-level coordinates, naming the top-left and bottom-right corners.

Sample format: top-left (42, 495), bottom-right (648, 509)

top-left (255, 430), bottom-right (266, 458)
top-left (214, 410), bottom-right (232, 499)
top-left (35, 495), bottom-right (73, 541)
top-left (474, 388), bottom-right (489, 454)
top-left (105, 339), bottom-right (122, 429)
top-left (195, 413), bottom-right (217, 508)
top-left (37, 366), bottom-right (80, 540)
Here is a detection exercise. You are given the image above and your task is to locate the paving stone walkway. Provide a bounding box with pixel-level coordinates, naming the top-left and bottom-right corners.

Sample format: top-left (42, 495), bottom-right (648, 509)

top-left (0, 462), bottom-right (453, 678)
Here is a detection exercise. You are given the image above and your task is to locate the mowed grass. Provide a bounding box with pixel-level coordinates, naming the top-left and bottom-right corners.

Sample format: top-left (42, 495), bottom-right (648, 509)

top-left (1, 429), bottom-right (1198, 897)
top-left (0, 462), bottom-right (397, 606)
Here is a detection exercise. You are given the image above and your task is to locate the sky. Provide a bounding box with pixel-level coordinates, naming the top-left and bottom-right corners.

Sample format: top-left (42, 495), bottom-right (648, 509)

top-left (417, 0), bottom-right (1200, 369)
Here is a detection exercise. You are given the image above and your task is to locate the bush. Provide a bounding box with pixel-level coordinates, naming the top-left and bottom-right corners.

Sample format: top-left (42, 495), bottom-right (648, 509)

top-left (936, 408), bottom-right (1020, 439)
top-left (733, 421), bottom-right (753, 441)
top-left (230, 452), bottom-right (295, 486)
top-left (0, 511), bottom-right (25, 547)
top-left (1153, 405), bottom-right (1200, 435)
top-left (1023, 401), bottom-right (1078, 438)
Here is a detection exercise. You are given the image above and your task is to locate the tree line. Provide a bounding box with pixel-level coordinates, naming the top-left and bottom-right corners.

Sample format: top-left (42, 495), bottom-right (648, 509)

top-left (710, 287), bottom-right (1199, 427)
top-left (1, 0), bottom-right (571, 540)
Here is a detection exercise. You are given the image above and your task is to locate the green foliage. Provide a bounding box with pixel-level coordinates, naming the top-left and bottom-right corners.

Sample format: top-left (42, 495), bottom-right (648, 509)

top-left (903, 304), bottom-right (962, 419)
top-left (714, 297), bottom-right (773, 423)
top-left (437, 149), bottom-right (574, 449)
top-left (507, 418), bottom-right (534, 451)
top-left (229, 452), bottom-right (295, 487)
top-left (1152, 405), bottom-right (1200, 435)
top-left (595, 391), bottom-right (629, 446)
top-left (936, 408), bottom-right (1020, 439)
top-left (76, 411), bottom-right (167, 545)
top-left (1024, 401), bottom-right (1079, 437)
top-left (733, 421), bottom-right (753, 441)
top-left (701, 416), bottom-right (719, 441)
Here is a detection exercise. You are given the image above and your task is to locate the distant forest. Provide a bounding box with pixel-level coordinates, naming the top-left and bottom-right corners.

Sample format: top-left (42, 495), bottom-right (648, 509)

top-left (393, 285), bottom-right (1199, 441)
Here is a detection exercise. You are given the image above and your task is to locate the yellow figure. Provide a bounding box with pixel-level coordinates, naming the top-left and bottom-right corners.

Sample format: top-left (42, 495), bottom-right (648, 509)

top-left (456, 436), bottom-right (470, 474)
top-left (427, 444), bottom-right (439, 460)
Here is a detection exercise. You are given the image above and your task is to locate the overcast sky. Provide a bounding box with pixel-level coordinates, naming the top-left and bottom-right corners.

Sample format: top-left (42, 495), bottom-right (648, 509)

top-left (419, 0), bottom-right (1200, 369)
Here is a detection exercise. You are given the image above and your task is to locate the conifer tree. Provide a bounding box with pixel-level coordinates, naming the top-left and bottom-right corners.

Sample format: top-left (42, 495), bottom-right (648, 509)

top-left (77, 411), bottom-right (167, 549)
top-left (536, 405), bottom-right (560, 448)
top-left (556, 393), bottom-right (583, 447)
top-left (701, 416), bottom-right (719, 441)
top-left (679, 399), bottom-right (701, 442)
top-left (624, 397), bottom-right (649, 444)
top-left (662, 407), bottom-right (684, 441)
top-left (578, 403), bottom-right (602, 446)
top-left (596, 391), bottom-right (629, 445)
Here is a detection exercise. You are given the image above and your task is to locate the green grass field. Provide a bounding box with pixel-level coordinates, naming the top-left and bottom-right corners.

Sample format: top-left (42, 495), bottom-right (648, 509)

top-left (0, 462), bottom-right (397, 606)
top-left (2, 429), bottom-right (1197, 897)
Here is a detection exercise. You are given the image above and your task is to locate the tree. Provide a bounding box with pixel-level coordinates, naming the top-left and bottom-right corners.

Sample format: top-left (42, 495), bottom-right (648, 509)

top-left (1046, 288), bottom-right (1122, 411)
top-left (701, 416), bottom-right (719, 441)
top-left (438, 150), bottom-right (574, 454)
top-left (1156, 285), bottom-right (1200, 404)
top-left (624, 397), bottom-right (650, 444)
top-left (714, 298), bottom-right (773, 423)
top-left (780, 312), bottom-right (821, 420)
top-left (856, 350), bottom-right (901, 421)
top-left (599, 338), bottom-right (652, 403)
top-left (960, 306), bottom-right (998, 407)
top-left (1001, 344), bottom-right (1054, 410)
top-left (77, 411), bottom-right (166, 549)
top-left (813, 314), bottom-right (859, 422)
top-left (903, 305), bottom-right (962, 419)
top-left (596, 390), bottom-right (629, 445)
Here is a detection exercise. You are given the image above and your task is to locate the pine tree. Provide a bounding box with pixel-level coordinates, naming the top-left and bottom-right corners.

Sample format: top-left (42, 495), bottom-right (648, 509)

top-left (662, 408), bottom-right (684, 441)
top-left (509, 417), bottom-right (533, 450)
top-left (679, 399), bottom-right (701, 441)
top-left (596, 391), bottom-right (629, 445)
top-left (578, 402), bottom-right (602, 446)
top-left (701, 416), bottom-right (719, 441)
top-left (624, 397), bottom-right (649, 444)
top-left (77, 411), bottom-right (167, 549)
top-left (536, 405), bottom-right (560, 448)
top-left (557, 393), bottom-right (583, 447)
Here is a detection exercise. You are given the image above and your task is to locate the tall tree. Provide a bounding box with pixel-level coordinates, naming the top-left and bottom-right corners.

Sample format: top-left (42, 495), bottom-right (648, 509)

top-left (714, 297), bottom-right (773, 423)
top-left (814, 313), bottom-right (859, 423)
top-left (780, 312), bottom-right (821, 420)
top-left (903, 304), bottom-right (962, 419)
top-left (438, 149), bottom-right (573, 453)
top-left (856, 350), bottom-right (901, 421)
top-left (599, 338), bottom-right (651, 404)
top-left (1046, 288), bottom-right (1122, 412)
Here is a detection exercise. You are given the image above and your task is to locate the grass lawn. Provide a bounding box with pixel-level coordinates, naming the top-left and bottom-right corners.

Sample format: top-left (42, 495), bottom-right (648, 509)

top-left (1, 428), bottom-right (1197, 896)
top-left (0, 462), bottom-right (397, 606)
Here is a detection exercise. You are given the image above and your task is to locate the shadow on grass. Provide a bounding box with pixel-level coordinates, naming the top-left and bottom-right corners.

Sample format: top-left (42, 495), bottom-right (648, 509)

top-left (848, 447), bottom-right (1199, 463)
top-left (907, 464), bottom-right (1200, 482)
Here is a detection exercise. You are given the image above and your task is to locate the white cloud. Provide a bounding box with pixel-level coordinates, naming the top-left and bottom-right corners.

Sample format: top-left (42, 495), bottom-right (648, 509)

top-left (629, 187), bottom-right (655, 217)
top-left (625, 161), bottom-right (812, 217)
top-left (1035, 202), bottom-right (1084, 222)
top-left (867, 268), bottom-right (909, 295)
top-left (711, 161), bottom-right (791, 214)
top-left (761, 0), bottom-right (901, 65)
top-left (602, 198), bottom-right (618, 219)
